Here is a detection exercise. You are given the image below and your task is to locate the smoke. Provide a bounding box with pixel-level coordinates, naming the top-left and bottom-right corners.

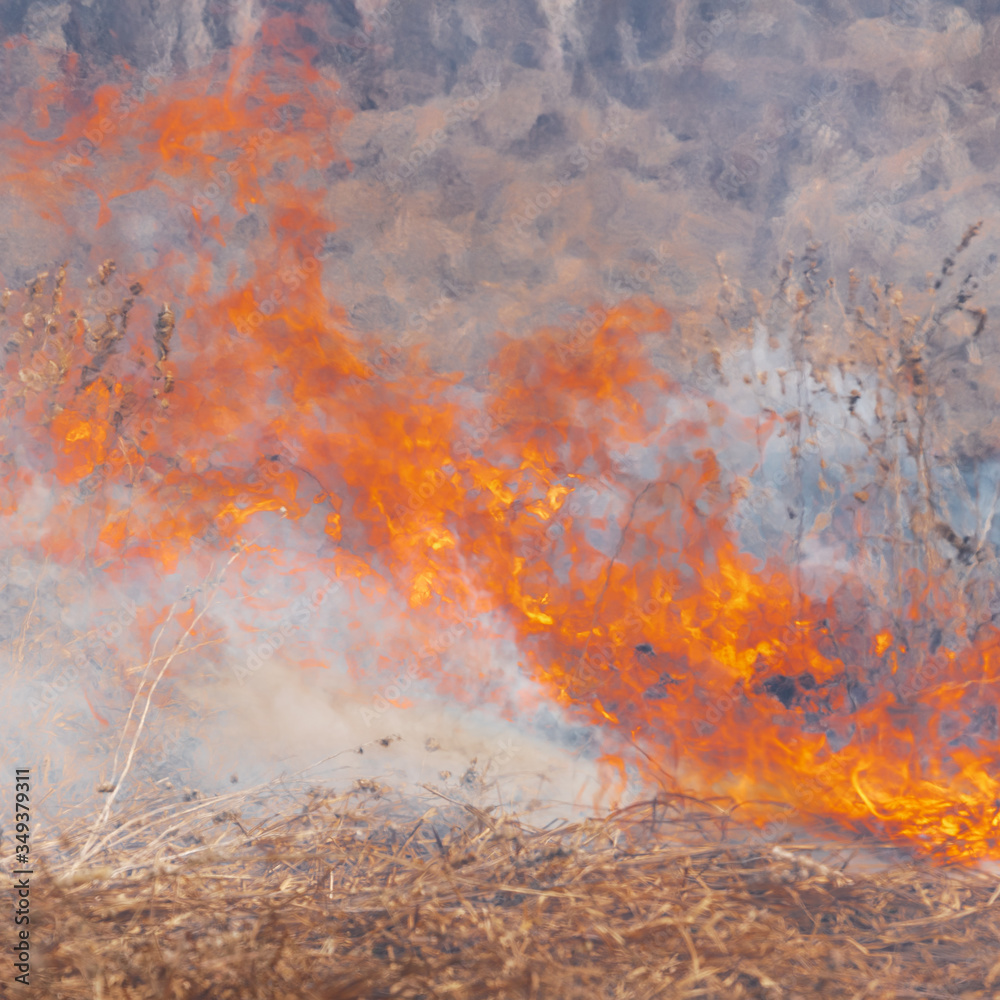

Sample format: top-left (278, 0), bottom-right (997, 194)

top-left (1, 0), bottom-right (999, 853)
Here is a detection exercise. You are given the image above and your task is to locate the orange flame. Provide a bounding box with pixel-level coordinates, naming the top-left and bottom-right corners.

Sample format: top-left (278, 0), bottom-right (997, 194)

top-left (1, 14), bottom-right (998, 862)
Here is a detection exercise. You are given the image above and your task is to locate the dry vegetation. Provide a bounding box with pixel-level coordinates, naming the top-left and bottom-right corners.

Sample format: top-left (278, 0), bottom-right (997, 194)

top-left (6, 238), bottom-right (1000, 998)
top-left (710, 223), bottom-right (1000, 648)
top-left (24, 779), bottom-right (1000, 1000)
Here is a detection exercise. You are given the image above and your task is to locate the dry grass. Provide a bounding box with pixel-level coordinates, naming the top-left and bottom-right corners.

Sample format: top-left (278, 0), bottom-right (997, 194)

top-left (24, 779), bottom-right (1000, 1000)
top-left (6, 242), bottom-right (1000, 999)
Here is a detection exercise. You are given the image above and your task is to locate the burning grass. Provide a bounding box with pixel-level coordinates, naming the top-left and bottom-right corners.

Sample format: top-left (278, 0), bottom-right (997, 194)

top-left (4, 17), bottom-right (1000, 996)
top-left (6, 234), bottom-right (1000, 866)
top-left (27, 778), bottom-right (1000, 999)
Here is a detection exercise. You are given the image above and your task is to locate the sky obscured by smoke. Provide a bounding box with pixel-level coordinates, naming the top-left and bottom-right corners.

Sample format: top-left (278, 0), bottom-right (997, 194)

top-left (4, 0), bottom-right (999, 445)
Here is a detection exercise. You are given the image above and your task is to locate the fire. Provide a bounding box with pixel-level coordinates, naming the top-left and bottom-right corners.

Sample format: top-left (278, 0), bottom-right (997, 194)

top-left (2, 14), bottom-right (999, 862)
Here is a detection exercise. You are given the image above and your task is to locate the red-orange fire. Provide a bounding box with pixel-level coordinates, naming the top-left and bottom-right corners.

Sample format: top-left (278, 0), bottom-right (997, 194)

top-left (2, 17), bottom-right (999, 861)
